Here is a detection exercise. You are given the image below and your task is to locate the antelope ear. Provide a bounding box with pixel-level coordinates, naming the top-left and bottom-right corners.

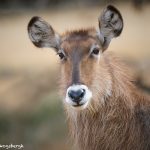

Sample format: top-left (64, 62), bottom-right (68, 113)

top-left (98, 5), bottom-right (123, 50)
top-left (28, 16), bottom-right (60, 50)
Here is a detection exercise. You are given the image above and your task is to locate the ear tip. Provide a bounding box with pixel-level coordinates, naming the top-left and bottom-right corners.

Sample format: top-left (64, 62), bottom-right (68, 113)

top-left (106, 5), bottom-right (119, 12)
top-left (28, 16), bottom-right (41, 31)
top-left (106, 5), bottom-right (116, 9)
top-left (106, 5), bottom-right (122, 18)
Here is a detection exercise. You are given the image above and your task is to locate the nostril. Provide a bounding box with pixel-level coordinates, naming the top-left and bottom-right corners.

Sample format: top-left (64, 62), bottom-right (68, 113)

top-left (68, 89), bottom-right (85, 102)
top-left (80, 89), bottom-right (85, 98)
top-left (68, 90), bottom-right (75, 99)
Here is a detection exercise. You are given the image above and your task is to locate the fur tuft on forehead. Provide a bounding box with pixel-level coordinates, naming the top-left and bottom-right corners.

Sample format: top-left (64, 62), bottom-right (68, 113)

top-left (62, 28), bottom-right (96, 41)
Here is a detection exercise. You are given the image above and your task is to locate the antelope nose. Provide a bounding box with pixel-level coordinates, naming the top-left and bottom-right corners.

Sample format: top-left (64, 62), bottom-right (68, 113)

top-left (68, 89), bottom-right (85, 102)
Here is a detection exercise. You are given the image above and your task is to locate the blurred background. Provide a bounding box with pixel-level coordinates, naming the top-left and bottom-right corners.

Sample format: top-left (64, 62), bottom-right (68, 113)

top-left (0, 0), bottom-right (150, 150)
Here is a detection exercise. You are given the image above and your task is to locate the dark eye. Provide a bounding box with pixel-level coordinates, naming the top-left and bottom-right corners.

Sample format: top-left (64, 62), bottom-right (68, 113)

top-left (92, 48), bottom-right (100, 55)
top-left (58, 52), bottom-right (65, 60)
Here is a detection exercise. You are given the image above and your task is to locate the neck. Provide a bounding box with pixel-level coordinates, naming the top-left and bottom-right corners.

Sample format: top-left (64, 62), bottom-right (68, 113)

top-left (66, 94), bottom-right (135, 150)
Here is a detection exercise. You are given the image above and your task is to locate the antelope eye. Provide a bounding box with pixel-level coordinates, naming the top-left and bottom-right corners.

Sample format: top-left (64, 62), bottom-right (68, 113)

top-left (58, 52), bottom-right (65, 60)
top-left (92, 48), bottom-right (100, 55)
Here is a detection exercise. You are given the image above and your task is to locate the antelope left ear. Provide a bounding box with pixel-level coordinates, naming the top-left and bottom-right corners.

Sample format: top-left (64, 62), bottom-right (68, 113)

top-left (28, 16), bottom-right (61, 51)
top-left (98, 5), bottom-right (123, 50)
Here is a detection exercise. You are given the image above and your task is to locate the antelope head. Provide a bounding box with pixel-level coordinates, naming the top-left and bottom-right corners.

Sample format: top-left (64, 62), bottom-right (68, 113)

top-left (28, 5), bottom-right (123, 110)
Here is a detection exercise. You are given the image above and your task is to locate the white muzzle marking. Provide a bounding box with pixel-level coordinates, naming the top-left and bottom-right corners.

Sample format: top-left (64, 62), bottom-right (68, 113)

top-left (65, 84), bottom-right (92, 109)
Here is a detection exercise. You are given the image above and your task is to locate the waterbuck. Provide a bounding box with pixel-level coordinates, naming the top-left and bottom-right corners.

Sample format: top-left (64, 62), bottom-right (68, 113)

top-left (27, 5), bottom-right (150, 150)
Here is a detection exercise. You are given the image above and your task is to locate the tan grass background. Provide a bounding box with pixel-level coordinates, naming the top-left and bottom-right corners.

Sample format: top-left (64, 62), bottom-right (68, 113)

top-left (0, 2), bottom-right (150, 150)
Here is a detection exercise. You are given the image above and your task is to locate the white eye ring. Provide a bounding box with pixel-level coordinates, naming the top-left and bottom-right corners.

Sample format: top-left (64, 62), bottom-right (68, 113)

top-left (92, 48), bottom-right (100, 55)
top-left (57, 49), bottom-right (66, 60)
top-left (90, 44), bottom-right (101, 58)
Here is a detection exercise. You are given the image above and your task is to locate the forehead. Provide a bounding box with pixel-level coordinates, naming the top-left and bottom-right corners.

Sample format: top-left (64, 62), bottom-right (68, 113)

top-left (61, 28), bottom-right (98, 53)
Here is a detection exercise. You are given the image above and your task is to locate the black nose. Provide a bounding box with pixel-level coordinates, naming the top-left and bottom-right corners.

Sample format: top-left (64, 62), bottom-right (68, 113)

top-left (68, 89), bottom-right (85, 102)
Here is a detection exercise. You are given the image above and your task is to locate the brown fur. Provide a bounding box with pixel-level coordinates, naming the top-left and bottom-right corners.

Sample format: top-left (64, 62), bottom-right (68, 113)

top-left (27, 12), bottom-right (150, 150)
top-left (59, 30), bottom-right (150, 150)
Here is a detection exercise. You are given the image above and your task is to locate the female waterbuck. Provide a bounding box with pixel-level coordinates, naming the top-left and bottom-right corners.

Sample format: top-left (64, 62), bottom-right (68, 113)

top-left (27, 5), bottom-right (150, 150)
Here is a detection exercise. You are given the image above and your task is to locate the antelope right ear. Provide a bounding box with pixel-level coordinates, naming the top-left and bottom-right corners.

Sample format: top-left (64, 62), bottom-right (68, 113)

top-left (28, 16), bottom-right (61, 51)
top-left (98, 5), bottom-right (123, 50)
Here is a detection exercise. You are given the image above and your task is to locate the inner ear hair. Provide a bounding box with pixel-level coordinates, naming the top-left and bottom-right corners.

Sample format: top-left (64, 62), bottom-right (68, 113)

top-left (99, 5), bottom-right (124, 50)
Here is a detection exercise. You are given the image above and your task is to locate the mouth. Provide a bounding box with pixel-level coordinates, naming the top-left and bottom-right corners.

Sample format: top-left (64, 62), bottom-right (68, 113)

top-left (72, 103), bottom-right (84, 107)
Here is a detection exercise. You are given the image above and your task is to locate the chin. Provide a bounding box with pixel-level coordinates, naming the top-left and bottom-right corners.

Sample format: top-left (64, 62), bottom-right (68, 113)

top-left (70, 100), bottom-right (90, 111)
